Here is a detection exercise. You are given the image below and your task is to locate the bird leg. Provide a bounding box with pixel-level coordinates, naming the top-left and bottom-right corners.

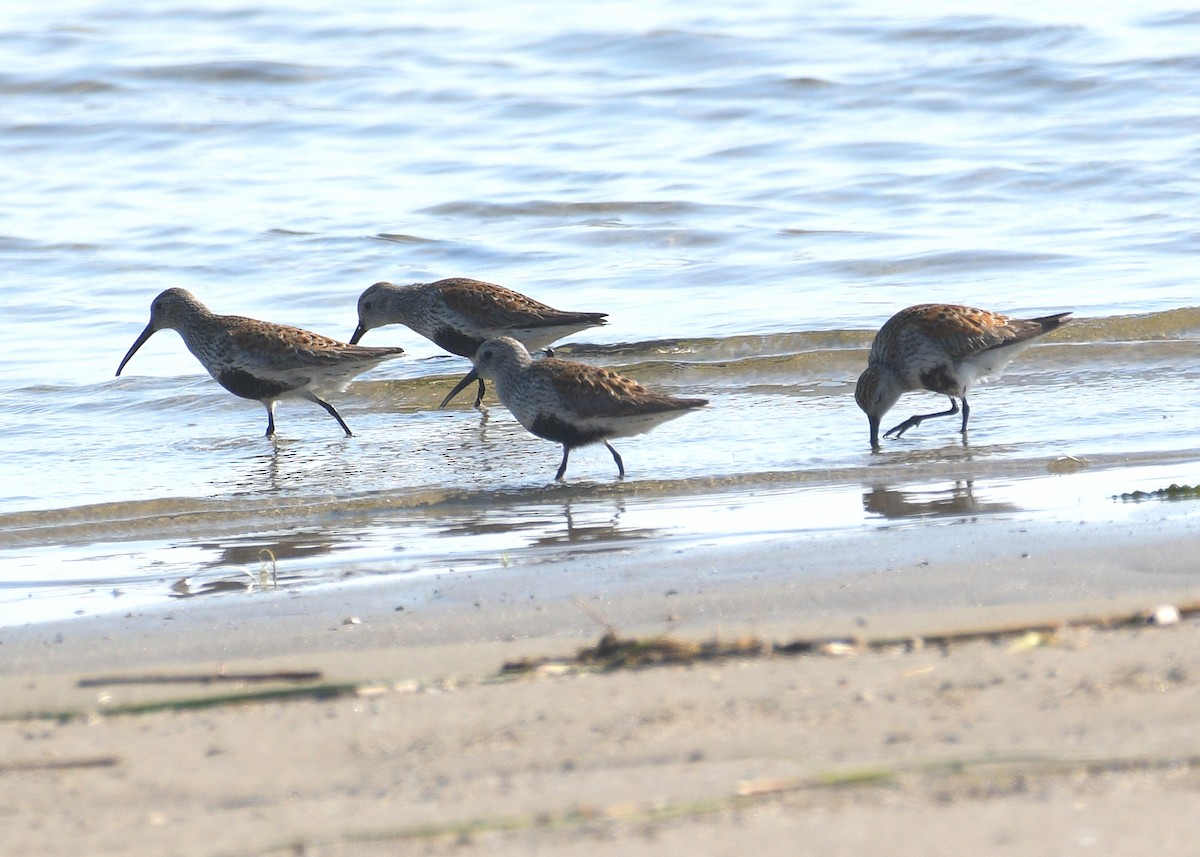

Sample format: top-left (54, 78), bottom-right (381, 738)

top-left (555, 446), bottom-right (572, 481)
top-left (305, 392), bottom-right (354, 437)
top-left (883, 396), bottom-right (960, 439)
top-left (555, 443), bottom-right (625, 480)
top-left (605, 442), bottom-right (625, 478)
top-left (473, 378), bottom-right (486, 408)
top-left (264, 403), bottom-right (277, 438)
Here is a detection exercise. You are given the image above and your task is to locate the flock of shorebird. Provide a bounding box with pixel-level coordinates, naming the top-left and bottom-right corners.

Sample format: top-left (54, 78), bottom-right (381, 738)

top-left (115, 279), bottom-right (1071, 480)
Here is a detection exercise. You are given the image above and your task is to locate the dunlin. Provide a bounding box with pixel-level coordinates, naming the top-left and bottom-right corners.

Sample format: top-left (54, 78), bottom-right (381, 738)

top-left (450, 336), bottom-right (707, 480)
top-left (348, 278), bottom-right (608, 407)
top-left (116, 288), bottom-right (406, 438)
top-left (855, 304), bottom-right (1071, 448)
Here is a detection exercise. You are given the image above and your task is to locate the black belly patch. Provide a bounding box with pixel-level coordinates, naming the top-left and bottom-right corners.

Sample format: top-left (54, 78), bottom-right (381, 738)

top-left (433, 327), bottom-right (484, 358)
top-left (919, 365), bottom-right (959, 395)
top-left (531, 413), bottom-right (606, 448)
top-left (217, 369), bottom-right (292, 401)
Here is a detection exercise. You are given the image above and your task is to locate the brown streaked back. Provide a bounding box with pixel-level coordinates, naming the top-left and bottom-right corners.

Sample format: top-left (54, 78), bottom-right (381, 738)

top-left (539, 358), bottom-right (707, 420)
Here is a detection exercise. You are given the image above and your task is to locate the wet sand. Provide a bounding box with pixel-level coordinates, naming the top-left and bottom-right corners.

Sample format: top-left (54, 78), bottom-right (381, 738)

top-left (3, 511), bottom-right (1200, 856)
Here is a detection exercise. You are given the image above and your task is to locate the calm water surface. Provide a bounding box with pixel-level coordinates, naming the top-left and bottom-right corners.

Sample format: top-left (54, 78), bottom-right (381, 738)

top-left (3, 0), bottom-right (1200, 624)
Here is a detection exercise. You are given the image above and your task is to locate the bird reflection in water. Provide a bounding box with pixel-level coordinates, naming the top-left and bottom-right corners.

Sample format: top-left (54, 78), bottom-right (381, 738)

top-left (530, 501), bottom-right (660, 548)
top-left (862, 480), bottom-right (1019, 520)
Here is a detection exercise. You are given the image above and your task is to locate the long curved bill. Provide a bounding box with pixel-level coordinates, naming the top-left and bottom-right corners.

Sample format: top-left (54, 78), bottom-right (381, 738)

top-left (439, 368), bottom-right (480, 409)
top-left (116, 322), bottom-right (156, 376)
top-left (348, 324), bottom-right (367, 345)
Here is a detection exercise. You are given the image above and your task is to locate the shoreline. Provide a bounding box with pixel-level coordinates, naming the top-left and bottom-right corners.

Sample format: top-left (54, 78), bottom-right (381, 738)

top-left (6, 448), bottom-right (1199, 631)
top-left (6, 501), bottom-right (1199, 670)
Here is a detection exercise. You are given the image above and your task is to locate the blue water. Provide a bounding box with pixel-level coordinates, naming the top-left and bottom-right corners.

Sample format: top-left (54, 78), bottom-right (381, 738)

top-left (3, 0), bottom-right (1200, 625)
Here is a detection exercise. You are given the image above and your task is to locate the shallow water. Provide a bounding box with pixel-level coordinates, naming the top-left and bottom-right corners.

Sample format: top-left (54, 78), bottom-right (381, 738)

top-left (2, 0), bottom-right (1200, 625)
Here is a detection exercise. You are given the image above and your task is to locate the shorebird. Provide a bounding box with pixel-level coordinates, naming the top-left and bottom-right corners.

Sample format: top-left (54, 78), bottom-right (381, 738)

top-left (116, 288), bottom-right (406, 438)
top-left (855, 304), bottom-right (1071, 448)
top-left (348, 278), bottom-right (608, 408)
top-left (449, 336), bottom-right (707, 480)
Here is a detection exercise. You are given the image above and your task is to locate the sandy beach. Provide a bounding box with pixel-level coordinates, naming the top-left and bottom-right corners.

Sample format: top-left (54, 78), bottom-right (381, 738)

top-left (4, 510), bottom-right (1200, 856)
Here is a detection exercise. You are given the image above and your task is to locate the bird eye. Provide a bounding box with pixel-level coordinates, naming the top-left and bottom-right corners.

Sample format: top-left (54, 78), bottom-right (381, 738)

top-left (363, 301), bottom-right (373, 313)
top-left (481, 349), bottom-right (492, 360)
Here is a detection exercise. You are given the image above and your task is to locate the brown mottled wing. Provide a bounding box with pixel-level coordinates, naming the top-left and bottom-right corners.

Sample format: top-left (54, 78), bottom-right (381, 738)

top-left (541, 359), bottom-right (703, 419)
top-left (222, 316), bottom-right (403, 372)
top-left (891, 304), bottom-right (1064, 362)
top-left (438, 278), bottom-right (605, 329)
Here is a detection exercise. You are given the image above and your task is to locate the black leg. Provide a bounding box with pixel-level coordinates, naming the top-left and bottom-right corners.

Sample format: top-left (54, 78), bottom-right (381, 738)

top-left (473, 378), bottom-right (486, 408)
top-left (264, 403), bottom-right (276, 438)
top-left (883, 396), bottom-right (959, 440)
top-left (605, 442), bottom-right (625, 478)
top-left (306, 393), bottom-right (353, 437)
top-left (960, 398), bottom-right (970, 433)
top-left (555, 445), bottom-right (571, 481)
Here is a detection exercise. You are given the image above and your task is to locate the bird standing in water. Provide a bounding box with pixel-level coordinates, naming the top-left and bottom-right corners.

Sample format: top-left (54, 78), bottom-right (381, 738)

top-left (349, 278), bottom-right (607, 408)
top-left (453, 336), bottom-right (707, 480)
top-left (855, 303), bottom-right (1071, 448)
top-left (117, 288), bottom-right (405, 438)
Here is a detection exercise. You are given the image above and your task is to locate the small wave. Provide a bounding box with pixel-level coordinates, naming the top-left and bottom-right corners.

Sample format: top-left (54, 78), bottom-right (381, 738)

top-left (0, 75), bottom-right (120, 96)
top-left (889, 18), bottom-right (1085, 49)
top-left (1141, 10), bottom-right (1200, 27)
top-left (371, 232), bottom-right (447, 246)
top-left (129, 60), bottom-right (328, 84)
top-left (825, 249), bottom-right (1069, 277)
top-left (419, 199), bottom-right (709, 219)
top-left (1052, 307), bottom-right (1200, 342)
top-left (562, 309), bottom-right (1200, 381)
